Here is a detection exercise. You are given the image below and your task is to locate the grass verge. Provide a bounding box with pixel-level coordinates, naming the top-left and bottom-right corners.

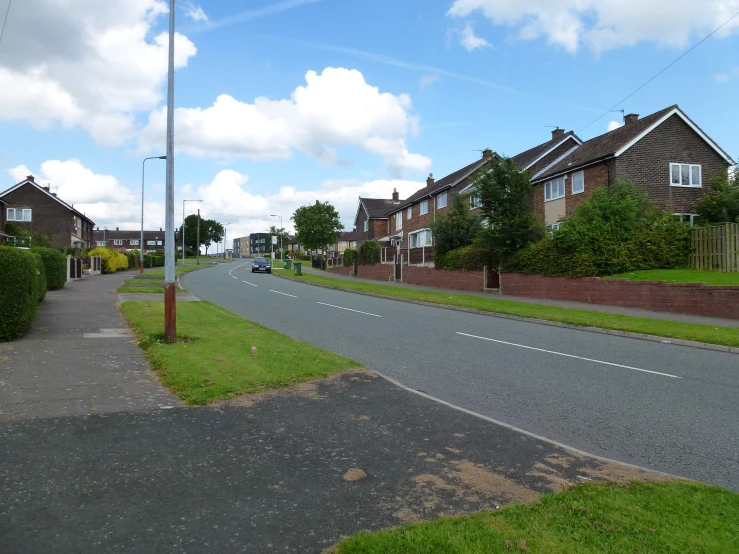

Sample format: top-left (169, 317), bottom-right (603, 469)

top-left (333, 481), bottom-right (739, 554)
top-left (117, 286), bottom-right (188, 293)
top-left (604, 269), bottom-right (739, 286)
top-left (124, 278), bottom-right (165, 285)
top-left (146, 262), bottom-right (226, 278)
top-left (120, 301), bottom-right (357, 404)
top-left (278, 272), bottom-right (739, 348)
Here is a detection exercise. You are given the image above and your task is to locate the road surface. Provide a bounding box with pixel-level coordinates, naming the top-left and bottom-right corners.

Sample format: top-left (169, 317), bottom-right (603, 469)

top-left (183, 261), bottom-right (739, 490)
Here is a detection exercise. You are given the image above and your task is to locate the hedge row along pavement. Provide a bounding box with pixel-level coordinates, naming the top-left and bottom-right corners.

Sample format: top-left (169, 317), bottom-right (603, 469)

top-left (31, 247), bottom-right (67, 290)
top-left (0, 246), bottom-right (44, 341)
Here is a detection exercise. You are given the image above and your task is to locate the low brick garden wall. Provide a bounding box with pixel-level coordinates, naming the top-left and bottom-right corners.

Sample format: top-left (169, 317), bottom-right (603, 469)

top-left (501, 273), bottom-right (739, 320)
top-left (327, 264), bottom-right (485, 292)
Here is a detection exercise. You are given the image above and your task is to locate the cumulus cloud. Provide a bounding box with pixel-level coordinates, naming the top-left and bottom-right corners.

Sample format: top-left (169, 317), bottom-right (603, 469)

top-left (715, 67), bottom-right (739, 82)
top-left (184, 2), bottom-right (209, 23)
top-left (138, 67), bottom-right (431, 177)
top-left (607, 120), bottom-right (624, 131)
top-left (0, 0), bottom-right (196, 145)
top-left (8, 160), bottom-right (165, 229)
top-left (460, 24), bottom-right (491, 51)
top-left (447, 0), bottom-right (739, 53)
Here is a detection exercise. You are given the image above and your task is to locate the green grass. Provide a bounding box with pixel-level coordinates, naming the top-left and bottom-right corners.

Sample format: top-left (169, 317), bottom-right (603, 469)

top-left (334, 481), bottom-right (739, 554)
top-left (146, 263), bottom-right (222, 278)
top-left (123, 278), bottom-right (165, 285)
top-left (278, 272), bottom-right (739, 348)
top-left (117, 286), bottom-right (188, 294)
top-left (604, 269), bottom-right (739, 286)
top-left (120, 301), bottom-right (357, 404)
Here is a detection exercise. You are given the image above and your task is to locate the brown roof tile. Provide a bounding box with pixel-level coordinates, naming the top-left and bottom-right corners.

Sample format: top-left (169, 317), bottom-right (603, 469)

top-left (510, 131), bottom-right (581, 168)
top-left (360, 197), bottom-right (402, 219)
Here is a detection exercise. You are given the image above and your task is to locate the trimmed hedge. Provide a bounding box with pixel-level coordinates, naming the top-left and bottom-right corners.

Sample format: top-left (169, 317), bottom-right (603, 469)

top-left (358, 241), bottom-right (381, 265)
top-left (31, 252), bottom-right (47, 302)
top-left (31, 247), bottom-right (67, 290)
top-left (0, 246), bottom-right (39, 341)
top-left (435, 244), bottom-right (488, 271)
top-left (144, 253), bottom-right (165, 268)
top-left (343, 249), bottom-right (358, 266)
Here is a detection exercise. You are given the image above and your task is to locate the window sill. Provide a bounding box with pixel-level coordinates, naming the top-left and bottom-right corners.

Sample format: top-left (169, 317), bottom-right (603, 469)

top-left (571, 190), bottom-right (584, 195)
top-left (544, 197), bottom-right (565, 203)
top-left (670, 184), bottom-right (702, 188)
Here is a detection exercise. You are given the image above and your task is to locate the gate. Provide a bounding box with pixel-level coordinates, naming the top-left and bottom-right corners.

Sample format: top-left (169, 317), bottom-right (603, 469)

top-left (485, 267), bottom-right (500, 290)
top-left (394, 254), bottom-right (402, 280)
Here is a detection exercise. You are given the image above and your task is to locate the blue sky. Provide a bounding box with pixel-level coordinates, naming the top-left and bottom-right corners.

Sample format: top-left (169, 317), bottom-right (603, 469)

top-left (1, 0), bottom-right (737, 240)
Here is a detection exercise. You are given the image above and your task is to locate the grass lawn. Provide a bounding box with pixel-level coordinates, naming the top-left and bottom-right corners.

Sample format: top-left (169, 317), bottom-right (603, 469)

top-left (278, 273), bottom-right (739, 348)
top-left (333, 481), bottom-right (739, 554)
top-left (604, 269), bottom-right (739, 286)
top-left (146, 263), bottom-right (222, 278)
top-left (117, 286), bottom-right (188, 294)
top-left (123, 278), bottom-right (165, 285)
top-left (120, 301), bottom-right (357, 404)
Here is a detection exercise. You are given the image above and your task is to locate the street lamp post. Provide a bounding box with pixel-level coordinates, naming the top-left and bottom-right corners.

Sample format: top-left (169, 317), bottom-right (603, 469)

top-left (141, 156), bottom-right (166, 274)
top-left (223, 223), bottom-right (231, 260)
top-left (182, 199), bottom-right (203, 265)
top-left (270, 214), bottom-right (283, 261)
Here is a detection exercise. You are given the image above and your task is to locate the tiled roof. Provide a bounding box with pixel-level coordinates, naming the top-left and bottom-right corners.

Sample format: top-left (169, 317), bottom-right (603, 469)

top-left (532, 105), bottom-right (678, 182)
top-left (92, 229), bottom-right (172, 241)
top-left (1, 178), bottom-right (95, 224)
top-left (339, 230), bottom-right (358, 241)
top-left (510, 131), bottom-right (580, 169)
top-left (360, 197), bottom-right (401, 219)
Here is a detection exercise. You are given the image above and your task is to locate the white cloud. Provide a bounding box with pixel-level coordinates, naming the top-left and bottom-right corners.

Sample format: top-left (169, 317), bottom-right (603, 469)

top-left (460, 24), bottom-right (491, 51)
top-left (8, 160), bottom-right (165, 229)
top-left (715, 67), bottom-right (739, 82)
top-left (0, 0), bottom-right (196, 145)
top-left (184, 2), bottom-right (209, 23)
top-left (139, 67), bottom-right (431, 177)
top-left (607, 120), bottom-right (624, 131)
top-left (419, 74), bottom-right (441, 87)
top-left (447, 0), bottom-right (739, 53)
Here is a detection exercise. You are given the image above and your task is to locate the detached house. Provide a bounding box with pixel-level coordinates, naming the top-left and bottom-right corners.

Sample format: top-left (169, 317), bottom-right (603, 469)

top-left (0, 175), bottom-right (95, 248)
top-left (530, 105), bottom-right (734, 229)
top-left (355, 196), bottom-right (403, 245)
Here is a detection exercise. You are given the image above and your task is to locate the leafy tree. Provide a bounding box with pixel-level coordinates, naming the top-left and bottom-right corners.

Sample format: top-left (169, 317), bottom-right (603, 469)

top-left (179, 215), bottom-right (224, 256)
top-left (292, 201), bottom-right (343, 268)
top-left (695, 170), bottom-right (739, 224)
top-left (268, 226), bottom-right (291, 255)
top-left (470, 157), bottom-right (544, 269)
top-left (428, 194), bottom-right (483, 259)
top-left (3, 222), bottom-right (52, 248)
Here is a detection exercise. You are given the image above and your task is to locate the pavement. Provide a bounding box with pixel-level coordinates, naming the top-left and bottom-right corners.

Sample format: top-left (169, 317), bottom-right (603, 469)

top-left (184, 260), bottom-right (739, 491)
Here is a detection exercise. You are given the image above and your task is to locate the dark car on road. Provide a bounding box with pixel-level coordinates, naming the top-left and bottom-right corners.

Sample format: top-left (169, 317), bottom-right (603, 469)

top-left (252, 257), bottom-right (271, 274)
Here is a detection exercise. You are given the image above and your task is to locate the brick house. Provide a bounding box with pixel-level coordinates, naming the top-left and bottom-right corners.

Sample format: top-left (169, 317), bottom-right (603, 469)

top-left (92, 228), bottom-right (171, 253)
top-left (0, 197), bottom-right (7, 244)
top-left (530, 105), bottom-right (734, 229)
top-left (0, 175), bottom-right (95, 248)
top-left (232, 236), bottom-right (249, 258)
top-left (354, 197), bottom-right (403, 246)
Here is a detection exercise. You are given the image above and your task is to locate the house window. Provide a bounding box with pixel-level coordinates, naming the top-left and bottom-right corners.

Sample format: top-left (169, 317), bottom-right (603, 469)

top-left (470, 195), bottom-right (482, 209)
top-left (670, 163), bottom-right (701, 187)
top-left (147, 240), bottom-right (156, 245)
top-left (113, 239), bottom-right (123, 245)
top-left (545, 177), bottom-right (565, 201)
top-left (571, 171), bottom-right (584, 194)
top-left (437, 192), bottom-right (448, 209)
top-left (674, 213), bottom-right (700, 226)
top-left (420, 200), bottom-right (428, 215)
top-left (97, 241), bottom-right (106, 247)
top-left (546, 222), bottom-right (562, 233)
top-left (7, 208), bottom-right (32, 221)
top-left (363, 220), bottom-right (369, 232)
top-left (395, 212), bottom-right (402, 230)
top-left (409, 229), bottom-right (432, 248)
top-left (157, 241), bottom-right (162, 245)
top-left (340, 241), bottom-right (346, 247)
top-left (130, 240), bottom-right (139, 246)
top-left (407, 207), bottom-right (412, 220)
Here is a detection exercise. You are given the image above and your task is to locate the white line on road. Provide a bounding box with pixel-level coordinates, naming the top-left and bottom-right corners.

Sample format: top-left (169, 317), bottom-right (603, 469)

top-left (316, 302), bottom-right (382, 318)
top-left (456, 332), bottom-right (680, 379)
top-left (241, 280), bottom-right (258, 287)
top-left (269, 290), bottom-right (297, 298)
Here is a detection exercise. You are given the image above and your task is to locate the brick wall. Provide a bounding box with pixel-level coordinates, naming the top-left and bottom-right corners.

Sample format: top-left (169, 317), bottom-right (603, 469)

top-left (501, 273), bottom-right (739, 320)
top-left (615, 114), bottom-right (729, 213)
top-left (402, 266), bottom-right (485, 292)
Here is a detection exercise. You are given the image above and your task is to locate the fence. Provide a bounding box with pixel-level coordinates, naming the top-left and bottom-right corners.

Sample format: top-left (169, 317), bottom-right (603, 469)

top-left (690, 223), bottom-right (739, 271)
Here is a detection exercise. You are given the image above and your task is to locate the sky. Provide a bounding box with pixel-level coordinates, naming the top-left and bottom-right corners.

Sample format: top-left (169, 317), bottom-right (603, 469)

top-left (1, 0), bottom-right (738, 245)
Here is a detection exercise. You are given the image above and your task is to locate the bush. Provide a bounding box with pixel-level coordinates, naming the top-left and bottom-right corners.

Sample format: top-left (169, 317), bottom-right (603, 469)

top-left (343, 249), bottom-right (358, 266)
top-left (31, 247), bottom-right (67, 290)
top-left (31, 252), bottom-right (47, 302)
top-left (0, 246), bottom-right (39, 341)
top-left (358, 241), bottom-right (381, 265)
top-left (88, 247), bottom-right (128, 273)
top-left (435, 244), bottom-right (488, 271)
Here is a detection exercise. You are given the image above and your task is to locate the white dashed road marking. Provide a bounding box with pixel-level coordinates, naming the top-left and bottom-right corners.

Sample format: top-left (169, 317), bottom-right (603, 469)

top-left (269, 290), bottom-right (297, 298)
top-left (316, 302), bottom-right (382, 318)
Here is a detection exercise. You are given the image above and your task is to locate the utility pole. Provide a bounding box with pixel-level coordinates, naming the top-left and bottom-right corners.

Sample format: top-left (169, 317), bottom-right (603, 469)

top-left (196, 208), bottom-right (200, 265)
top-left (163, 0), bottom-right (176, 343)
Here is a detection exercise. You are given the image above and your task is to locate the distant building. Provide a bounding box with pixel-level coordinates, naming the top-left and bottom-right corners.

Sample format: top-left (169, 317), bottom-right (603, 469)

top-left (249, 233), bottom-right (271, 256)
top-left (232, 236), bottom-right (250, 258)
top-left (92, 227), bottom-right (175, 253)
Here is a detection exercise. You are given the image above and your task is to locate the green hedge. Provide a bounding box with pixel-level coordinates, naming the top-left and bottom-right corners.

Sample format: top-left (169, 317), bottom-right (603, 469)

top-left (31, 247), bottom-right (66, 290)
top-left (343, 249), bottom-right (358, 266)
top-left (143, 253), bottom-right (165, 268)
top-left (31, 252), bottom-right (47, 302)
top-left (435, 244), bottom-right (488, 271)
top-left (0, 246), bottom-right (40, 341)
top-left (358, 241), bottom-right (381, 265)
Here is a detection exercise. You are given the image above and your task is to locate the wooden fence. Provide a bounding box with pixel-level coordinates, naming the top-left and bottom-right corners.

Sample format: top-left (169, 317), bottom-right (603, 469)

top-left (690, 223), bottom-right (739, 271)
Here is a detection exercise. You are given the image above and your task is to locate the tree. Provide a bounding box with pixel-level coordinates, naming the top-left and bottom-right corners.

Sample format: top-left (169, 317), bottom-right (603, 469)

top-left (695, 170), bottom-right (739, 224)
top-left (268, 225), bottom-right (291, 255)
top-left (428, 194), bottom-right (483, 258)
top-left (470, 157), bottom-right (544, 269)
top-left (3, 222), bottom-right (52, 248)
top-left (292, 201), bottom-right (343, 268)
top-left (179, 215), bottom-right (224, 256)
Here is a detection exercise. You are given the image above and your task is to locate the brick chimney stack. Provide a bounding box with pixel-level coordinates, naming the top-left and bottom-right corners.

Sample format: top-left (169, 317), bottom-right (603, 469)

top-left (482, 148), bottom-right (493, 159)
top-left (624, 113), bottom-right (639, 125)
top-left (392, 188), bottom-right (399, 202)
top-left (26, 175), bottom-right (35, 182)
top-left (551, 128), bottom-right (565, 140)
top-left (426, 173), bottom-right (434, 187)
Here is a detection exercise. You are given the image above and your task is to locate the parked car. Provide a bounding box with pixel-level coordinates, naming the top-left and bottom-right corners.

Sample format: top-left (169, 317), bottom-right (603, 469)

top-left (252, 257), bottom-right (271, 274)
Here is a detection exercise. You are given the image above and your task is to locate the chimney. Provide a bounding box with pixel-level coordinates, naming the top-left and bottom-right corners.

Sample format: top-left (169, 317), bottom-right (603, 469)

top-left (624, 113), bottom-right (639, 125)
top-left (482, 148), bottom-right (493, 160)
top-left (116, 227), bottom-right (119, 231)
top-left (392, 188), bottom-right (399, 202)
top-left (426, 173), bottom-right (434, 187)
top-left (551, 128), bottom-right (565, 140)
top-left (159, 227), bottom-right (162, 232)
top-left (26, 175), bottom-right (35, 182)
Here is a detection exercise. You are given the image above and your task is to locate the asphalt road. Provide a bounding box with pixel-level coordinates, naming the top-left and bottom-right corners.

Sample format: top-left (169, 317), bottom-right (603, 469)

top-left (183, 261), bottom-right (739, 491)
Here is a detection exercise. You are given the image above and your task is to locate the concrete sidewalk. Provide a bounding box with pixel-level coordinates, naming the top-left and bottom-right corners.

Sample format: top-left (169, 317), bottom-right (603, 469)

top-left (301, 265), bottom-right (739, 328)
top-left (0, 271), bottom-right (177, 421)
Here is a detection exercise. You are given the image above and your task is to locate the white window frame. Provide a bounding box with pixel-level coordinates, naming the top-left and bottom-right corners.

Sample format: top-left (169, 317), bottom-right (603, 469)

top-left (546, 222), bottom-right (562, 234)
top-left (469, 195), bottom-right (482, 210)
top-left (545, 177), bottom-right (566, 202)
top-left (113, 239), bottom-right (123, 245)
top-left (97, 241), bottom-right (106, 247)
top-left (669, 163), bottom-right (702, 188)
top-left (395, 211), bottom-right (402, 230)
top-left (363, 220), bottom-right (368, 232)
top-left (673, 213), bottom-right (700, 227)
top-left (130, 240), bottom-right (139, 246)
top-left (571, 171), bottom-right (584, 195)
top-left (408, 228), bottom-right (432, 248)
top-left (407, 207), bottom-right (412, 220)
top-left (147, 240), bottom-right (156, 245)
top-left (157, 240), bottom-right (163, 246)
top-left (437, 192), bottom-right (448, 209)
top-left (340, 241), bottom-right (346, 247)
top-left (420, 200), bottom-right (429, 215)
top-left (7, 208), bottom-right (32, 221)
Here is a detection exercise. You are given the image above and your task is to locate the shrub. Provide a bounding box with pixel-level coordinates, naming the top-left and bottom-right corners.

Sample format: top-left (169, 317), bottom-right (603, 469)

top-left (31, 247), bottom-right (67, 290)
top-left (343, 249), bottom-right (358, 266)
top-left (88, 247), bottom-right (127, 273)
top-left (0, 246), bottom-right (39, 341)
top-left (429, 194), bottom-right (483, 258)
top-left (31, 252), bottom-right (47, 302)
top-left (435, 244), bottom-right (488, 271)
top-left (358, 240), bottom-right (381, 265)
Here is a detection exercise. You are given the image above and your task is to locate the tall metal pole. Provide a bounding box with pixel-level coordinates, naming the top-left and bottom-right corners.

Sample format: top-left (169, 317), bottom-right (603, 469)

top-left (196, 208), bottom-right (200, 265)
top-left (163, 0), bottom-right (176, 343)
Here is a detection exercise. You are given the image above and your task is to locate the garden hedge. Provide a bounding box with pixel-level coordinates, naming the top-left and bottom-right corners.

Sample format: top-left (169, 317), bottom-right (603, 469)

top-left (88, 247), bottom-right (129, 273)
top-left (0, 246), bottom-right (40, 341)
top-left (31, 247), bottom-right (67, 290)
top-left (435, 244), bottom-right (488, 271)
top-left (358, 240), bottom-right (381, 265)
top-left (343, 249), bottom-right (358, 266)
top-left (31, 252), bottom-right (47, 302)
